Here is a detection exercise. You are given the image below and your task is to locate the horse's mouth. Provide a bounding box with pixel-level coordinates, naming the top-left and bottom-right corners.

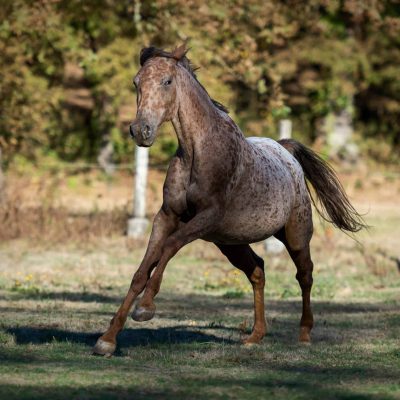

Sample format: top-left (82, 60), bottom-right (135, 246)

top-left (137, 140), bottom-right (153, 148)
top-left (134, 135), bottom-right (155, 147)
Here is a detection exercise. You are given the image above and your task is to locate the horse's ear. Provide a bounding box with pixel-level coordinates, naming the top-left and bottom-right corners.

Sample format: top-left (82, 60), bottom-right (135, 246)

top-left (172, 41), bottom-right (189, 61)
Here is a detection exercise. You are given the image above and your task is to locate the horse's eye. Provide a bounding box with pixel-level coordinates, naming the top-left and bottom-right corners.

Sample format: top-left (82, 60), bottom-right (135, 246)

top-left (163, 78), bottom-right (172, 86)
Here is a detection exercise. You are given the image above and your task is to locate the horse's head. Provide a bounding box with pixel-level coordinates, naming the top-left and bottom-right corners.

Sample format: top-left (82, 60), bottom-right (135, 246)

top-left (129, 44), bottom-right (188, 147)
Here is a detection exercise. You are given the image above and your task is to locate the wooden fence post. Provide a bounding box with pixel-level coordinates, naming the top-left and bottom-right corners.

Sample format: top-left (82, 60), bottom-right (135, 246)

top-left (127, 146), bottom-right (149, 238)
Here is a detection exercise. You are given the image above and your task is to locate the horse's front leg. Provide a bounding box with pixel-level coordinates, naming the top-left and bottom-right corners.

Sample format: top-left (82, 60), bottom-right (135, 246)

top-left (93, 209), bottom-right (178, 356)
top-left (135, 206), bottom-right (222, 319)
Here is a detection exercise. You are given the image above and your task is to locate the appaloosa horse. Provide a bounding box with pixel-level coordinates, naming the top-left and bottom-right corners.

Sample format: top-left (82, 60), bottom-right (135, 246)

top-left (93, 44), bottom-right (364, 356)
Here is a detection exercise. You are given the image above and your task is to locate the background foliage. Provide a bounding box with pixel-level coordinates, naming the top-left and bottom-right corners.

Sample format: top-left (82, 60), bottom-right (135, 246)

top-left (1, 0), bottom-right (399, 167)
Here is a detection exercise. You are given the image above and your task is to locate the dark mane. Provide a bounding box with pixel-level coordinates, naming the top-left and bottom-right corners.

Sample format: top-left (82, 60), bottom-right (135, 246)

top-left (139, 46), bottom-right (229, 114)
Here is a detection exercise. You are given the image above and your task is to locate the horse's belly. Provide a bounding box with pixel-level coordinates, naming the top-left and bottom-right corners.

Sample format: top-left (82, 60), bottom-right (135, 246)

top-left (204, 199), bottom-right (292, 244)
top-left (204, 225), bottom-right (279, 245)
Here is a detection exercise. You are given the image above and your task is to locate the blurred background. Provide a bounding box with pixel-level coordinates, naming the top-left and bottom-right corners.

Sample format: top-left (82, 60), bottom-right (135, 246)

top-left (1, 0), bottom-right (400, 167)
top-left (1, 0), bottom-right (399, 241)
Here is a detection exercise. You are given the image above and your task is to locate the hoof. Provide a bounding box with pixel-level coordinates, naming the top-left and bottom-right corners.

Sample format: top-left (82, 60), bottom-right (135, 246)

top-left (131, 306), bottom-right (155, 322)
top-left (299, 326), bottom-right (311, 344)
top-left (92, 338), bottom-right (116, 357)
top-left (243, 341), bottom-right (259, 347)
top-left (241, 334), bottom-right (264, 346)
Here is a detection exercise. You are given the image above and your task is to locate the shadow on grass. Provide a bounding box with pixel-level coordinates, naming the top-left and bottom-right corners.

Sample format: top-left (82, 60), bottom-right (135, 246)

top-left (0, 306), bottom-right (113, 317)
top-left (2, 288), bottom-right (395, 314)
top-left (6, 324), bottom-right (234, 350)
top-left (2, 286), bottom-right (397, 325)
top-left (1, 289), bottom-right (399, 399)
top-left (2, 290), bottom-right (399, 351)
top-left (0, 290), bottom-right (120, 303)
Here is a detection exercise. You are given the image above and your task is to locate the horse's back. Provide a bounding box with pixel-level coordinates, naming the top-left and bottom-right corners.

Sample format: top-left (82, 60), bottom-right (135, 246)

top-left (245, 136), bottom-right (305, 194)
top-left (246, 137), bottom-right (301, 175)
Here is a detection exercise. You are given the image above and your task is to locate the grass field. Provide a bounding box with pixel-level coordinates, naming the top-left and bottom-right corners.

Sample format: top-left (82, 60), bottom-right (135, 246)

top-left (0, 170), bottom-right (399, 399)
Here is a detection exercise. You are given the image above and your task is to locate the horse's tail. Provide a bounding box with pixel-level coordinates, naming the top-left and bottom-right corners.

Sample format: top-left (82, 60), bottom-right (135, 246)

top-left (278, 139), bottom-right (366, 233)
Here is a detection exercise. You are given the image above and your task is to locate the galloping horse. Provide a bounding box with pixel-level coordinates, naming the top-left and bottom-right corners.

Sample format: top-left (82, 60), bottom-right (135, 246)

top-left (93, 44), bottom-right (364, 356)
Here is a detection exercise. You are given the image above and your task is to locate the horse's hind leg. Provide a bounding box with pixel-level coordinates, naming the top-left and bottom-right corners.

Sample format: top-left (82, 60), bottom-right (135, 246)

top-left (290, 244), bottom-right (314, 343)
top-left (216, 244), bottom-right (266, 344)
top-left (275, 212), bottom-right (314, 343)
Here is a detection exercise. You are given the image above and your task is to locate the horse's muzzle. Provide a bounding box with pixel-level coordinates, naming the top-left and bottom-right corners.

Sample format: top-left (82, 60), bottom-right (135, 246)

top-left (129, 120), bottom-right (155, 147)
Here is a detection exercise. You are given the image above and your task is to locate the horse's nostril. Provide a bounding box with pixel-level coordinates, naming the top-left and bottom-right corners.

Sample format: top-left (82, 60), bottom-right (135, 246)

top-left (129, 124), bottom-right (136, 138)
top-left (143, 124), bottom-right (151, 139)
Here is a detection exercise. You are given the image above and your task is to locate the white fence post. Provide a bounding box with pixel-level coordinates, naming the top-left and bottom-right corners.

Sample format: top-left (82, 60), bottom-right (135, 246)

top-left (264, 119), bottom-right (292, 254)
top-left (127, 146), bottom-right (149, 238)
top-left (279, 119), bottom-right (292, 139)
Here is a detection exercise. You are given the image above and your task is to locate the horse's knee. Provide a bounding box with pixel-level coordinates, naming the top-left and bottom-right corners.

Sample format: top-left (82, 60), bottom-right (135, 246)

top-left (162, 236), bottom-right (181, 258)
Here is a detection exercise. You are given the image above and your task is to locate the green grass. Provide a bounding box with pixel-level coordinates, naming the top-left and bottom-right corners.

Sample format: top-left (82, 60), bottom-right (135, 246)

top-left (0, 209), bottom-right (399, 399)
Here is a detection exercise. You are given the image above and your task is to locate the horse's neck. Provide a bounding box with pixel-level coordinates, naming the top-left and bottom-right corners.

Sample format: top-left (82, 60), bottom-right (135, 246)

top-left (172, 71), bottom-right (244, 164)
